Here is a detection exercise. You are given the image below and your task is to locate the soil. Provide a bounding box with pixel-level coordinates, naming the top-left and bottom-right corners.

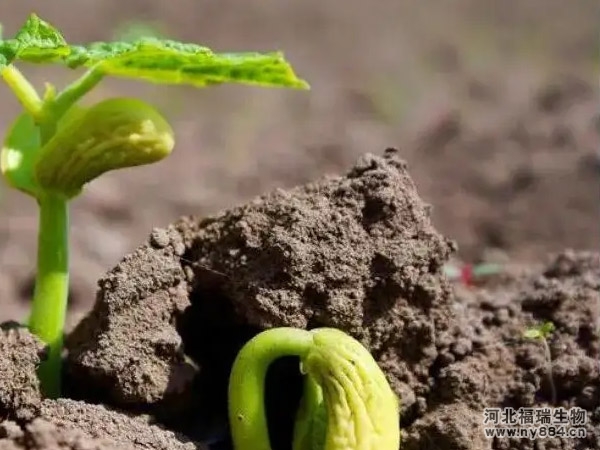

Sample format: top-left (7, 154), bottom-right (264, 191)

top-left (0, 1), bottom-right (598, 449)
top-left (2, 150), bottom-right (599, 449)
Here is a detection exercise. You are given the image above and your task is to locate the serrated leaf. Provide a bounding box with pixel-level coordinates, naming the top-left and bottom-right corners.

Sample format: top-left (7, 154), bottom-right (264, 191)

top-left (14, 13), bottom-right (67, 49)
top-left (0, 14), bottom-right (308, 89)
top-left (72, 40), bottom-right (308, 88)
top-left (0, 14), bottom-right (69, 68)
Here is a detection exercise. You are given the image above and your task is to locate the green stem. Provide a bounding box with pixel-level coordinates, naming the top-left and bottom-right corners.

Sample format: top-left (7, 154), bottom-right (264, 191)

top-left (52, 68), bottom-right (104, 119)
top-left (28, 193), bottom-right (69, 398)
top-left (1, 65), bottom-right (43, 119)
top-left (228, 328), bottom-right (314, 450)
top-left (39, 68), bottom-right (105, 143)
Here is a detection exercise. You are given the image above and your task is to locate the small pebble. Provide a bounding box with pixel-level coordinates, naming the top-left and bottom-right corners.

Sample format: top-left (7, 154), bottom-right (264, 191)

top-left (150, 228), bottom-right (170, 248)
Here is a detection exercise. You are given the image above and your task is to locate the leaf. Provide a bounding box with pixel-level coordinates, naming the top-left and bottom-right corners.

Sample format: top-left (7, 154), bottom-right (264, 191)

top-left (524, 321), bottom-right (555, 340)
top-left (0, 14), bottom-right (69, 67)
top-left (0, 14), bottom-right (308, 89)
top-left (539, 321), bottom-right (556, 336)
top-left (523, 328), bottom-right (542, 340)
top-left (14, 13), bottom-right (67, 49)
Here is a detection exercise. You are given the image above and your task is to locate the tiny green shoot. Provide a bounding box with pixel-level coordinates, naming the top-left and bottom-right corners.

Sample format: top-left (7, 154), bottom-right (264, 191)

top-left (0, 13), bottom-right (308, 398)
top-left (523, 321), bottom-right (556, 404)
top-left (228, 327), bottom-right (400, 450)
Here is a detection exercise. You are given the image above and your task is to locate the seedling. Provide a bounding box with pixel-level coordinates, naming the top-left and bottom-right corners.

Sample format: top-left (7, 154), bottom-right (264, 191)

top-left (0, 13), bottom-right (308, 397)
top-left (228, 327), bottom-right (400, 450)
top-left (523, 321), bottom-right (556, 404)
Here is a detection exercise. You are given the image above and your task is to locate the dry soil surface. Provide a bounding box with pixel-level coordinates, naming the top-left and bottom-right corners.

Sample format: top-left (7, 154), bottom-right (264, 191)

top-left (2, 150), bottom-right (597, 449)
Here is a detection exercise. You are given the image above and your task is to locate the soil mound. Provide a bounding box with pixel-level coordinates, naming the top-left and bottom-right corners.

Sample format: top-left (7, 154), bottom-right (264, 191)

top-left (66, 149), bottom-right (456, 441)
top-left (2, 149), bottom-right (597, 449)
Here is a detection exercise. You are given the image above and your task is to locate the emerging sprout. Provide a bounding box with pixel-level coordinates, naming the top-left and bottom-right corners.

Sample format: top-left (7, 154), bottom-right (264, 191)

top-left (0, 13), bottom-right (308, 397)
top-left (228, 327), bottom-right (401, 450)
top-left (523, 321), bottom-right (556, 404)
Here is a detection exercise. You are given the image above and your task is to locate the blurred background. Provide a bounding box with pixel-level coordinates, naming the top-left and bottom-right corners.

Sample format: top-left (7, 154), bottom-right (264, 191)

top-left (0, 0), bottom-right (598, 322)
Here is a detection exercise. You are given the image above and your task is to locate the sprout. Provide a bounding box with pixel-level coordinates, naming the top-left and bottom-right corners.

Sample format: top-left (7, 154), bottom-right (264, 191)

top-left (0, 13), bottom-right (308, 397)
top-left (228, 327), bottom-right (401, 450)
top-left (523, 321), bottom-right (557, 404)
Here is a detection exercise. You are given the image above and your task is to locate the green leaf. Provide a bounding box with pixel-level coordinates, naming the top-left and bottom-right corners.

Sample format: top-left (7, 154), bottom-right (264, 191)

top-left (523, 328), bottom-right (542, 340)
top-left (14, 13), bottom-right (67, 49)
top-left (539, 321), bottom-right (555, 336)
top-left (523, 321), bottom-right (555, 340)
top-left (0, 14), bottom-right (69, 68)
top-left (0, 14), bottom-right (309, 89)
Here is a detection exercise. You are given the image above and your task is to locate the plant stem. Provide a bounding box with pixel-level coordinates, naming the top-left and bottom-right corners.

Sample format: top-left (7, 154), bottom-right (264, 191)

top-left (228, 328), bottom-right (314, 450)
top-left (542, 339), bottom-right (557, 405)
top-left (28, 193), bottom-right (69, 398)
top-left (52, 68), bottom-right (104, 120)
top-left (39, 68), bottom-right (105, 143)
top-left (1, 65), bottom-right (43, 119)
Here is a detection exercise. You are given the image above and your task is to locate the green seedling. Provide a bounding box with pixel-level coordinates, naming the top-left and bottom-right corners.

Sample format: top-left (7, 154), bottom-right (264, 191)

top-left (0, 13), bottom-right (308, 398)
top-left (523, 321), bottom-right (556, 404)
top-left (228, 327), bottom-right (400, 450)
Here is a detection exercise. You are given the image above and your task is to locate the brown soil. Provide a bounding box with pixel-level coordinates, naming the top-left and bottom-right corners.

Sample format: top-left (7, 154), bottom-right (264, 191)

top-left (2, 150), bottom-right (598, 449)
top-left (0, 326), bottom-right (201, 450)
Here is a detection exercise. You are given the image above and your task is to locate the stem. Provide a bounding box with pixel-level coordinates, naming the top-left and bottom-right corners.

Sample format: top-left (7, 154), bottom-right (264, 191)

top-left (52, 68), bottom-right (104, 120)
top-left (39, 68), bottom-right (105, 143)
top-left (1, 65), bottom-right (43, 119)
top-left (228, 328), bottom-right (314, 450)
top-left (28, 193), bottom-right (69, 398)
top-left (542, 339), bottom-right (557, 405)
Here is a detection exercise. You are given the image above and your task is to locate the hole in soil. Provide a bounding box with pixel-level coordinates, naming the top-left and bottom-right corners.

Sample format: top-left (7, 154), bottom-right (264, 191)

top-left (178, 274), bottom-right (303, 450)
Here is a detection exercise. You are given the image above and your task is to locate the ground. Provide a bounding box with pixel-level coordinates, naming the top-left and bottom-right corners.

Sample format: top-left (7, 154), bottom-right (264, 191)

top-left (0, 1), bottom-right (598, 449)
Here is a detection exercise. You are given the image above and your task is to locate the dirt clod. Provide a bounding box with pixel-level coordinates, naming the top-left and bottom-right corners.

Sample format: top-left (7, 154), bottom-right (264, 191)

top-left (66, 241), bottom-right (197, 408)
top-left (67, 149), bottom-right (456, 439)
top-left (0, 324), bottom-right (44, 421)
